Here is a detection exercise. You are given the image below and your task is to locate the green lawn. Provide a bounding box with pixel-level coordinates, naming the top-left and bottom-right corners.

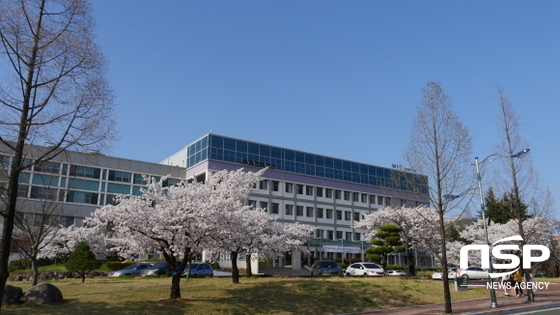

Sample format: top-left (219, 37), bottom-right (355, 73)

top-left (3, 276), bottom-right (492, 315)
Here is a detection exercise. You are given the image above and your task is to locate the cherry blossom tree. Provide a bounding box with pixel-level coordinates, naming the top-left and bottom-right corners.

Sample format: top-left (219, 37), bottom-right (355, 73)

top-left (38, 225), bottom-right (107, 261)
top-left (89, 176), bottom-right (213, 300)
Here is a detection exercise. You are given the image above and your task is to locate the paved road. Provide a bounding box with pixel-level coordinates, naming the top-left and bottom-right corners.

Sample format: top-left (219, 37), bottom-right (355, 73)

top-left (512, 307), bottom-right (560, 315)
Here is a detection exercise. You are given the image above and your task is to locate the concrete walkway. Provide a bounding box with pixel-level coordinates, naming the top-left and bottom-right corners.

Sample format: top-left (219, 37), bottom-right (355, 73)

top-left (350, 283), bottom-right (560, 315)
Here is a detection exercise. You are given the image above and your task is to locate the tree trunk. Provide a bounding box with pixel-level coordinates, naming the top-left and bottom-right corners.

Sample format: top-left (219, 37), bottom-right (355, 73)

top-left (245, 253), bottom-right (252, 277)
top-left (231, 251), bottom-right (240, 284)
top-left (407, 246), bottom-right (416, 276)
top-left (32, 258), bottom-right (39, 286)
top-left (81, 273), bottom-right (86, 283)
top-left (170, 273), bottom-right (182, 299)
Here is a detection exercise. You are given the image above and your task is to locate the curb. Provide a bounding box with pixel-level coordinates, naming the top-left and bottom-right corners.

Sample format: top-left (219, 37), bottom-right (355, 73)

top-left (469, 302), bottom-right (560, 315)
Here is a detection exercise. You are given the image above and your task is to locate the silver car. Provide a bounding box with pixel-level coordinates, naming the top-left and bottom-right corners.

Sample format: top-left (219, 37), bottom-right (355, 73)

top-left (310, 260), bottom-right (343, 276)
top-left (182, 263), bottom-right (214, 277)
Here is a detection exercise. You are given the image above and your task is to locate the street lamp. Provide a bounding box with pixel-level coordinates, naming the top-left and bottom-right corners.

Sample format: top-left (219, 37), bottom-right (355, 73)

top-left (475, 148), bottom-right (530, 308)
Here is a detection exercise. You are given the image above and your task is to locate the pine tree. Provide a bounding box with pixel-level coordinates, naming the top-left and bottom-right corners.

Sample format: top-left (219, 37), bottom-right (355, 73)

top-left (65, 242), bottom-right (102, 283)
top-left (366, 225), bottom-right (405, 275)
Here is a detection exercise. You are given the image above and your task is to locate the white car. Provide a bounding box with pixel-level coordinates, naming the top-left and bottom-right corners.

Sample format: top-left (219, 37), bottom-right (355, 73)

top-left (345, 262), bottom-right (384, 276)
top-left (432, 267), bottom-right (458, 280)
top-left (457, 266), bottom-right (489, 279)
top-left (386, 270), bottom-right (407, 276)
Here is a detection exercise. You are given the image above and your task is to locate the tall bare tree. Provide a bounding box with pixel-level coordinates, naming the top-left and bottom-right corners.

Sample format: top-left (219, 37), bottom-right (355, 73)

top-left (0, 0), bottom-right (115, 306)
top-left (404, 82), bottom-right (473, 313)
top-left (493, 87), bottom-right (538, 302)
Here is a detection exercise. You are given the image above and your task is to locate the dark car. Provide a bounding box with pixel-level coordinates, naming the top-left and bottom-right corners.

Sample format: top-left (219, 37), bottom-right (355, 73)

top-left (140, 261), bottom-right (183, 276)
top-left (182, 263), bottom-right (214, 277)
top-left (310, 260), bottom-right (343, 276)
top-left (108, 263), bottom-right (152, 277)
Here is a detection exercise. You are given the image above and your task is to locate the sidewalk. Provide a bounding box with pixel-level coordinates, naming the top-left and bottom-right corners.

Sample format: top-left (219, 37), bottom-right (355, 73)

top-left (352, 283), bottom-right (560, 315)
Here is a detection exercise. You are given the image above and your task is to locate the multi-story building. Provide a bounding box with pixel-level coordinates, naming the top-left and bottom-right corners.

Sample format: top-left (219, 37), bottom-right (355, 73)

top-left (163, 133), bottom-right (430, 269)
top-left (1, 134), bottom-right (430, 269)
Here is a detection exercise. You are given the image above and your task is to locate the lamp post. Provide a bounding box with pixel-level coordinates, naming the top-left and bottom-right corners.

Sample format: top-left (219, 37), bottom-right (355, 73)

top-left (474, 149), bottom-right (530, 309)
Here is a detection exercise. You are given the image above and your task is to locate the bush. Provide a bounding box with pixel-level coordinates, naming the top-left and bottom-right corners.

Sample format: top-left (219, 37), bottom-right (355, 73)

top-left (106, 261), bottom-right (135, 271)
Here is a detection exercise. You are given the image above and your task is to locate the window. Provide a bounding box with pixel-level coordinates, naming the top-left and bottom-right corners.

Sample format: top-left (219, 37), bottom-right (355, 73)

top-left (34, 162), bottom-right (60, 174)
top-left (260, 201), bottom-right (268, 210)
top-left (386, 197), bottom-right (391, 206)
top-left (108, 170), bottom-right (132, 183)
top-left (248, 200), bottom-right (257, 208)
top-left (271, 203), bottom-right (279, 214)
top-left (316, 208), bottom-right (324, 218)
top-left (316, 187), bottom-right (323, 197)
top-left (336, 231), bottom-right (343, 240)
top-left (335, 190), bottom-right (341, 199)
top-left (370, 195), bottom-right (376, 204)
top-left (259, 180), bottom-right (268, 190)
top-left (327, 230), bottom-right (334, 240)
top-left (305, 186), bottom-right (313, 196)
top-left (32, 174), bottom-right (59, 187)
top-left (353, 192), bottom-right (359, 202)
top-left (316, 229), bottom-right (324, 238)
top-left (344, 191), bottom-right (350, 201)
top-left (377, 195), bottom-right (384, 205)
top-left (17, 185), bottom-right (29, 197)
top-left (163, 178), bottom-right (181, 187)
top-left (296, 206), bottom-right (304, 216)
top-left (133, 174), bottom-right (160, 185)
top-left (285, 204), bottom-right (293, 215)
top-left (345, 211), bottom-right (351, 221)
top-left (66, 191), bottom-right (99, 205)
top-left (345, 232), bottom-right (352, 241)
top-left (361, 194), bottom-right (368, 203)
top-left (68, 178), bottom-right (99, 191)
top-left (60, 216), bottom-right (75, 227)
top-left (354, 233), bottom-right (361, 241)
top-left (325, 189), bottom-right (332, 198)
top-left (306, 207), bottom-right (314, 217)
top-left (70, 165), bottom-right (101, 179)
top-left (326, 209), bottom-right (333, 219)
top-left (34, 214), bottom-right (50, 226)
top-left (272, 181), bottom-right (279, 191)
top-left (296, 184), bottom-right (303, 194)
top-left (30, 186), bottom-right (57, 200)
top-left (107, 183), bottom-right (131, 195)
top-left (285, 183), bottom-right (293, 193)
top-left (336, 210), bottom-right (342, 220)
top-left (353, 212), bottom-right (361, 221)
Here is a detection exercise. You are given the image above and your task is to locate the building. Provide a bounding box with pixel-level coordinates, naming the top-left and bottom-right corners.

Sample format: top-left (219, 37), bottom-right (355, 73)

top-left (163, 134), bottom-right (430, 269)
top-left (1, 134), bottom-right (430, 269)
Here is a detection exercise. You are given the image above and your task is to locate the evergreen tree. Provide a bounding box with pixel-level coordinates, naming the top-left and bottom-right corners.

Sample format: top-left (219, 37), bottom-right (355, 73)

top-left (365, 225), bottom-right (405, 275)
top-left (65, 242), bottom-right (102, 283)
top-left (483, 188), bottom-right (530, 224)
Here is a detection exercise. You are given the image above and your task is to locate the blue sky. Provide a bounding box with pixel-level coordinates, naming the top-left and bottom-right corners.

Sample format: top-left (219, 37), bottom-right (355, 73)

top-left (90, 1), bottom-right (560, 213)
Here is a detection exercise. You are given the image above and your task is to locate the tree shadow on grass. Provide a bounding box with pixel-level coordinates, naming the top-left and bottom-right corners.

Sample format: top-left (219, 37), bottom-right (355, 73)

top-left (185, 278), bottom-right (427, 315)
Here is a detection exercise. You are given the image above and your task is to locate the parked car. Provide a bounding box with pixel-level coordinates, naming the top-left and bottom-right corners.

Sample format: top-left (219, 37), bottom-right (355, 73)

top-left (140, 261), bottom-right (183, 276)
top-left (457, 266), bottom-right (489, 279)
top-left (108, 264), bottom-right (152, 277)
top-left (432, 267), bottom-right (458, 280)
top-left (310, 260), bottom-right (343, 276)
top-left (182, 263), bottom-right (214, 277)
top-left (386, 270), bottom-right (407, 276)
top-left (345, 262), bottom-right (383, 276)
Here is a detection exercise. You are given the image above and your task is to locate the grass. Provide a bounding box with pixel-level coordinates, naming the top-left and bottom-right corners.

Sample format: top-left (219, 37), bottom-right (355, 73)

top-left (2, 276), bottom-right (494, 315)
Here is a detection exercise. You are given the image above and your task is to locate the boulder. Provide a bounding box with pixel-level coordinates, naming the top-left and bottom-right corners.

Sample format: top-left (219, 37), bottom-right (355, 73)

top-left (23, 283), bottom-right (63, 305)
top-left (3, 285), bottom-right (23, 305)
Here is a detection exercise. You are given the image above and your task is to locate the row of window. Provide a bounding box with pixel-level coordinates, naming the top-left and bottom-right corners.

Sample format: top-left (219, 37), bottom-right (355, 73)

top-left (15, 213), bottom-right (76, 228)
top-left (258, 180), bottom-right (390, 205)
top-left (0, 156), bottom-right (181, 185)
top-left (249, 200), bottom-right (363, 221)
top-left (15, 184), bottom-right (126, 206)
top-left (315, 229), bottom-right (361, 241)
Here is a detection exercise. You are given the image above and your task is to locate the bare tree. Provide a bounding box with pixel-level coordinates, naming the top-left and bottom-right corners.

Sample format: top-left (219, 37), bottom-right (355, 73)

top-left (404, 82), bottom-right (473, 314)
top-left (493, 87), bottom-right (539, 302)
top-left (12, 195), bottom-right (72, 286)
top-left (0, 0), bottom-right (115, 306)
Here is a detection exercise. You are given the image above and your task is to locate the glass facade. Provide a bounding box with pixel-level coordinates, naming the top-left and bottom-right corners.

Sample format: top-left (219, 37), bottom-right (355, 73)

top-left (186, 134), bottom-right (428, 194)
